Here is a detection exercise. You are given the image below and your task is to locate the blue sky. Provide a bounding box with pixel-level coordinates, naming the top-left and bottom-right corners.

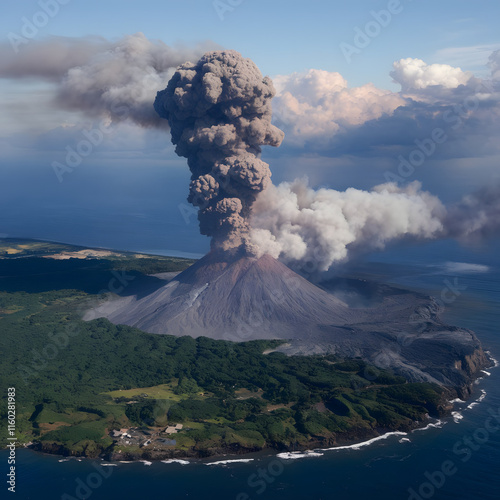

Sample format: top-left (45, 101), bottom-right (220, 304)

top-left (1, 0), bottom-right (499, 259)
top-left (3, 0), bottom-right (500, 84)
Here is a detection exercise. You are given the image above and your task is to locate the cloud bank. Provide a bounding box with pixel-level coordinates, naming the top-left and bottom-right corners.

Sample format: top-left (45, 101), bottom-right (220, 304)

top-left (445, 182), bottom-right (500, 241)
top-left (272, 69), bottom-right (404, 147)
top-left (271, 54), bottom-right (500, 157)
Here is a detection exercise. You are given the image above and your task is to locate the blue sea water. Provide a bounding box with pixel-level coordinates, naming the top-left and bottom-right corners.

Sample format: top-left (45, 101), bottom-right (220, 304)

top-left (2, 244), bottom-right (499, 500)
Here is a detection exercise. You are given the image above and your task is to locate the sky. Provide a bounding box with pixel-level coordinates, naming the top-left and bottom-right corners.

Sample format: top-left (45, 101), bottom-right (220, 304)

top-left (1, 0), bottom-right (499, 262)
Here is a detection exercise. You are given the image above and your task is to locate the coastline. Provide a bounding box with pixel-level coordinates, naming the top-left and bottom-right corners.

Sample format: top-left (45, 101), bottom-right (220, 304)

top-left (1, 239), bottom-right (495, 466)
top-left (22, 359), bottom-right (494, 464)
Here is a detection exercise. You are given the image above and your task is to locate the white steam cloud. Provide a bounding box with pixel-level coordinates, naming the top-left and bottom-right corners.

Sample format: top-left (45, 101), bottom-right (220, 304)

top-left (250, 180), bottom-right (446, 270)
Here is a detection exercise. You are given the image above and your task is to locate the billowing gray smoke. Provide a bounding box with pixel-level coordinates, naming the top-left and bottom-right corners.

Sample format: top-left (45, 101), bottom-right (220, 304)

top-left (154, 50), bottom-right (284, 253)
top-left (445, 183), bottom-right (500, 241)
top-left (0, 33), bottom-right (219, 127)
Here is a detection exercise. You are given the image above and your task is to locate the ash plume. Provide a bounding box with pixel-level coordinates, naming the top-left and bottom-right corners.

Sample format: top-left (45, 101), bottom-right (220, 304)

top-left (444, 182), bottom-right (500, 241)
top-left (154, 50), bottom-right (284, 253)
top-left (0, 33), bottom-right (219, 127)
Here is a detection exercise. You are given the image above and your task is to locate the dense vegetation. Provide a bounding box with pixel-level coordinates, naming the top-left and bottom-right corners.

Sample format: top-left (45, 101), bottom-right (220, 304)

top-left (0, 240), bottom-right (445, 459)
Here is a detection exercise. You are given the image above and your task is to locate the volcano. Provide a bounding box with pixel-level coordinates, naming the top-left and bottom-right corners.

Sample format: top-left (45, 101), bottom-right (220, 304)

top-left (87, 253), bottom-right (488, 394)
top-left (90, 252), bottom-right (352, 340)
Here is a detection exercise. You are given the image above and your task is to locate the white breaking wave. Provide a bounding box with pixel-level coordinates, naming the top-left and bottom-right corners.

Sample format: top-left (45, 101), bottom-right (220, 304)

top-left (412, 420), bottom-right (446, 432)
top-left (399, 438), bottom-right (411, 443)
top-left (161, 459), bottom-right (190, 465)
top-left (277, 451), bottom-right (324, 460)
top-left (100, 463), bottom-right (117, 467)
top-left (485, 351), bottom-right (499, 367)
top-left (140, 460), bottom-right (152, 466)
top-left (324, 431), bottom-right (408, 451)
top-left (449, 398), bottom-right (465, 404)
top-left (452, 411), bottom-right (464, 423)
top-left (205, 459), bottom-right (255, 466)
top-left (467, 389), bottom-right (487, 409)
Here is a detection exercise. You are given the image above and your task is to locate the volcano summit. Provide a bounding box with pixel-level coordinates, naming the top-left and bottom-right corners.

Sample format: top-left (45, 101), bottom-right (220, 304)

top-left (87, 50), bottom-right (488, 396)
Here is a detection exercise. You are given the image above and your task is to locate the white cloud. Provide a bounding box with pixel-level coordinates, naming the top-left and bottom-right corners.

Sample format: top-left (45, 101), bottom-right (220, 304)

top-left (433, 44), bottom-right (500, 74)
top-left (488, 50), bottom-right (500, 81)
top-left (270, 53), bottom-right (500, 158)
top-left (272, 69), bottom-right (404, 146)
top-left (442, 262), bottom-right (490, 274)
top-left (390, 58), bottom-right (473, 91)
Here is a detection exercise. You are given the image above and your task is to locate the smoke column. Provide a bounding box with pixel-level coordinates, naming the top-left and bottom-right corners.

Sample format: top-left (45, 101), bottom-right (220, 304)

top-left (154, 50), bottom-right (284, 253)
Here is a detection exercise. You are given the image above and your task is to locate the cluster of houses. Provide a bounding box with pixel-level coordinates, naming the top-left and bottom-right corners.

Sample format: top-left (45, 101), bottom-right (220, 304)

top-left (109, 424), bottom-right (184, 448)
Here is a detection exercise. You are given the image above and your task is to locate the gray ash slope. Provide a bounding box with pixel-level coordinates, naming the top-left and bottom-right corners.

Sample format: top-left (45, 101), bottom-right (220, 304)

top-left (87, 253), bottom-right (488, 395)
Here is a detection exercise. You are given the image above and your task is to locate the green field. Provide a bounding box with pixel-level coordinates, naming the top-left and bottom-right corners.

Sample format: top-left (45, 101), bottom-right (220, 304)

top-left (105, 382), bottom-right (208, 402)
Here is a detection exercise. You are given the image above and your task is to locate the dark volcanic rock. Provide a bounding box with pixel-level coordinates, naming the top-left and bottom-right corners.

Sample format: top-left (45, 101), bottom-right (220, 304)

top-left (87, 252), bottom-right (488, 392)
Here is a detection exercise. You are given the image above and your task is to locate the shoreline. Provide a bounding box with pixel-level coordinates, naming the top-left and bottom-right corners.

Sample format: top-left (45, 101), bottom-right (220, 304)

top-left (10, 351), bottom-right (496, 465)
top-left (13, 414), bottom-right (465, 466)
top-left (19, 383), bottom-right (487, 463)
top-left (5, 333), bottom-right (496, 465)
top-left (19, 353), bottom-right (496, 464)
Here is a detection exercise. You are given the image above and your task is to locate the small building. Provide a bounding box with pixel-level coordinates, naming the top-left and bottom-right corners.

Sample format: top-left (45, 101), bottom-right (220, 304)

top-left (174, 424), bottom-right (183, 430)
top-left (164, 426), bottom-right (178, 434)
top-left (111, 430), bottom-right (122, 438)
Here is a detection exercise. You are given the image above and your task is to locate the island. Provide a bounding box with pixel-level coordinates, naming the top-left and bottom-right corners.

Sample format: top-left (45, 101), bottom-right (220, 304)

top-left (0, 238), bottom-right (490, 461)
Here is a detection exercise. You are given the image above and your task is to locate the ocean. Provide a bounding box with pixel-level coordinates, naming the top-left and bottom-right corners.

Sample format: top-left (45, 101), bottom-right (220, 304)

top-left (2, 243), bottom-right (499, 500)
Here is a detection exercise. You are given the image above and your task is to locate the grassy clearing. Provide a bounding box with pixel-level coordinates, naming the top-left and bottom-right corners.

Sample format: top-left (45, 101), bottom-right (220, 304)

top-left (106, 384), bottom-right (191, 401)
top-left (36, 408), bottom-right (99, 425)
top-left (234, 388), bottom-right (264, 400)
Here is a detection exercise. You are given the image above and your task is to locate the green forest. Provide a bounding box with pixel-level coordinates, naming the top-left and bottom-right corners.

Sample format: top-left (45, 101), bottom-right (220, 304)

top-left (0, 239), bottom-right (446, 459)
